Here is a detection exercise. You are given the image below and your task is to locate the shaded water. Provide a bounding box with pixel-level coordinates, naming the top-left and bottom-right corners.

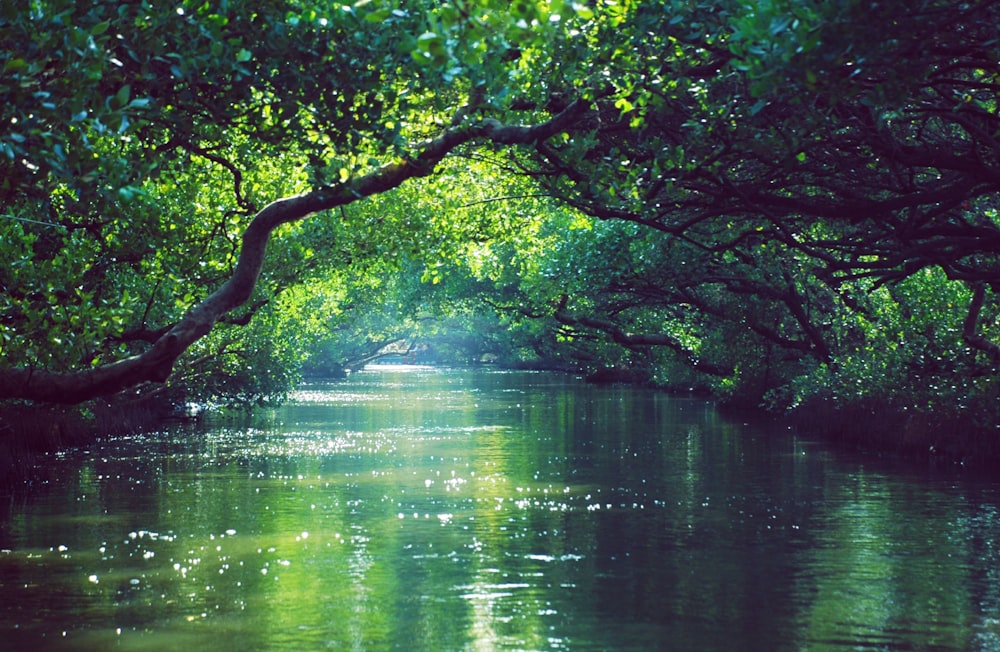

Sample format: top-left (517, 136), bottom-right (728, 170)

top-left (2, 367), bottom-right (1000, 650)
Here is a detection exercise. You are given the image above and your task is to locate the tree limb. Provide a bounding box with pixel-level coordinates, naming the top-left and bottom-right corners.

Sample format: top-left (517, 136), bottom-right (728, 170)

top-left (552, 296), bottom-right (733, 377)
top-left (962, 282), bottom-right (1000, 365)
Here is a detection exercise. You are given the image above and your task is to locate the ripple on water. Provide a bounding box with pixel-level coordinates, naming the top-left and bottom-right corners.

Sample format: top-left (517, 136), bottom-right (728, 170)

top-left (6, 369), bottom-right (1000, 652)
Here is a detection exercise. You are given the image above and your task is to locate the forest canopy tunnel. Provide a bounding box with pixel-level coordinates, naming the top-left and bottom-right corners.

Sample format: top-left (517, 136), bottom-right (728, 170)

top-left (1, 0), bottom-right (998, 442)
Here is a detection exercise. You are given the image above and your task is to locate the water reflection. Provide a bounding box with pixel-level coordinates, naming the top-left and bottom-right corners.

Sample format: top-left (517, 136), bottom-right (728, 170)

top-left (1, 368), bottom-right (999, 650)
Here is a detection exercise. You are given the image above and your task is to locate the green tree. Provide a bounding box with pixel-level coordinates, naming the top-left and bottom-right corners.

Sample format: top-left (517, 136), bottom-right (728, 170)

top-left (502, 0), bottom-right (1000, 410)
top-left (0, 0), bottom-right (593, 403)
top-left (3, 0), bottom-right (1000, 453)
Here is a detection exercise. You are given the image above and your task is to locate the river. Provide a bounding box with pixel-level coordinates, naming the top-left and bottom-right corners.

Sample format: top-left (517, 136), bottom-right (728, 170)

top-left (1, 367), bottom-right (999, 650)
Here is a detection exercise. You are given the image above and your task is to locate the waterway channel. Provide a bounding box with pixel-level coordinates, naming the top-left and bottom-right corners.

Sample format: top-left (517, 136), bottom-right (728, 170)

top-left (2, 367), bottom-right (1000, 650)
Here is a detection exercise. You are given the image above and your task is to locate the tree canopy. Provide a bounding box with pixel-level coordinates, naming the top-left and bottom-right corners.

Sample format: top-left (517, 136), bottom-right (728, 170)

top-left (2, 0), bottom-right (999, 446)
top-left (0, 0), bottom-right (590, 402)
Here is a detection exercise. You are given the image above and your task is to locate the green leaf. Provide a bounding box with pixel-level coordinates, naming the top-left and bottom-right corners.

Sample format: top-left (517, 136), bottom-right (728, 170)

top-left (3, 58), bottom-right (27, 73)
top-left (363, 8), bottom-right (391, 23)
top-left (110, 84), bottom-right (131, 109)
top-left (236, 48), bottom-right (253, 62)
top-left (615, 97), bottom-right (634, 114)
top-left (416, 31), bottom-right (442, 53)
top-left (572, 3), bottom-right (594, 20)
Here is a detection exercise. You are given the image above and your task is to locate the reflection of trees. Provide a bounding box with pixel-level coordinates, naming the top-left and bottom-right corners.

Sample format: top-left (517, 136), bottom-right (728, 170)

top-left (458, 372), bottom-right (591, 649)
top-left (797, 473), bottom-right (984, 649)
top-left (965, 501), bottom-right (1000, 649)
top-left (576, 411), bottom-right (822, 649)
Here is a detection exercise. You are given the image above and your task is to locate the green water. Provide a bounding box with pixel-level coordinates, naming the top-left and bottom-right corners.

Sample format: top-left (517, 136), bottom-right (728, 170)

top-left (2, 367), bottom-right (999, 650)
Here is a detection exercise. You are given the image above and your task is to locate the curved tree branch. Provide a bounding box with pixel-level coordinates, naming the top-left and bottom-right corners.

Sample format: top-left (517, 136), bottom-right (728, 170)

top-left (963, 282), bottom-right (1000, 366)
top-left (0, 101), bottom-right (591, 404)
top-left (553, 296), bottom-right (734, 377)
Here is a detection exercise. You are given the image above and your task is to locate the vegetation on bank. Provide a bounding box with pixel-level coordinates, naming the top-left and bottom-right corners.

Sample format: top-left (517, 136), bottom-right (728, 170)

top-left (1, 1), bottom-right (999, 465)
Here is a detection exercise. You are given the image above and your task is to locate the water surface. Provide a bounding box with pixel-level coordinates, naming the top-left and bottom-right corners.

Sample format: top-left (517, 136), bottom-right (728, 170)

top-left (2, 367), bottom-right (999, 650)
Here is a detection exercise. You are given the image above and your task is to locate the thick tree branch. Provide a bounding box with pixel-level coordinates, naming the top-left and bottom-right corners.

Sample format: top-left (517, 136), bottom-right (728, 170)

top-left (963, 282), bottom-right (1000, 365)
top-left (553, 296), bottom-right (733, 377)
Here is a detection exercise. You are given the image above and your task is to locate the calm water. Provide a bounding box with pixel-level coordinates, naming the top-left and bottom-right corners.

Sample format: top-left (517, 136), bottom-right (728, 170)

top-left (2, 367), bottom-right (1000, 651)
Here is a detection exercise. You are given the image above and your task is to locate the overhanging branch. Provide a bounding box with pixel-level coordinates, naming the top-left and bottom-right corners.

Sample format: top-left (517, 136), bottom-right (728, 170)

top-left (963, 282), bottom-right (1000, 365)
top-left (553, 296), bottom-right (733, 377)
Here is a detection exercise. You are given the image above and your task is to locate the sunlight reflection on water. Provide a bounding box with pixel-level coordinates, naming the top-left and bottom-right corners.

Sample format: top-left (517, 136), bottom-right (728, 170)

top-left (2, 369), bottom-right (1000, 651)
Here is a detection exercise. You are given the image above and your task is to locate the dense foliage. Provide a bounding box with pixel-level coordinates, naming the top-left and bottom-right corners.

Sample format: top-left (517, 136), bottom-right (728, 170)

top-left (2, 1), bottom-right (999, 455)
top-left (0, 0), bottom-right (589, 402)
top-left (528, 0), bottom-right (1000, 438)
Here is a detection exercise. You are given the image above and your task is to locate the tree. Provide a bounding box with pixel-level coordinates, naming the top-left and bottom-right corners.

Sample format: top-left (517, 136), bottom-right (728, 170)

top-left (0, 0), bottom-right (593, 403)
top-left (497, 0), bottom-right (1000, 408)
top-left (3, 0), bottom-right (999, 447)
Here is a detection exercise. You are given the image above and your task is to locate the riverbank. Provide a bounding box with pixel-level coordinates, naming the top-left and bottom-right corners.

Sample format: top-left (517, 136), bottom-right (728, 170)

top-left (0, 398), bottom-right (186, 489)
top-left (780, 397), bottom-right (1000, 469)
top-left (589, 367), bottom-right (1000, 469)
